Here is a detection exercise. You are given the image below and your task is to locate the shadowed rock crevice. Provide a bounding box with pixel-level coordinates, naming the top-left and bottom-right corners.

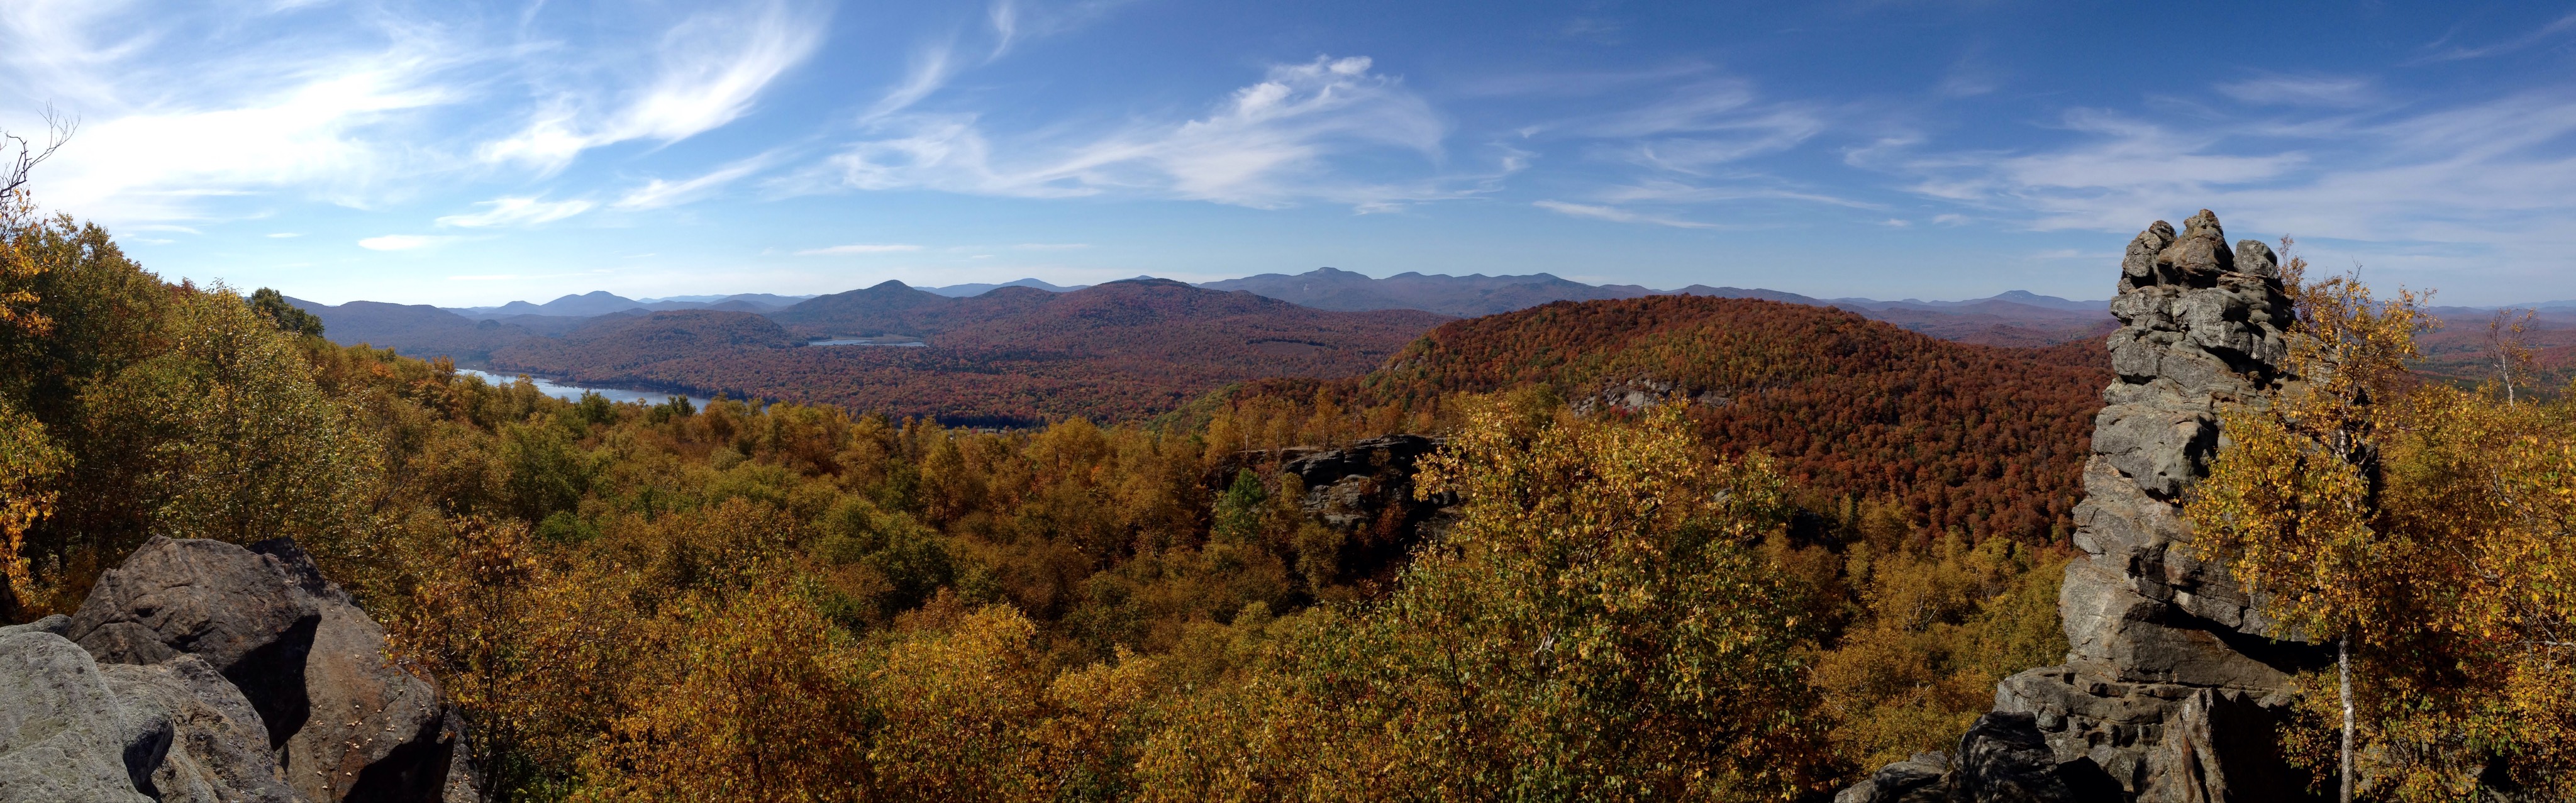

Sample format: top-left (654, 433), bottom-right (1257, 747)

top-left (3, 536), bottom-right (480, 803)
top-left (225, 615), bottom-right (315, 751)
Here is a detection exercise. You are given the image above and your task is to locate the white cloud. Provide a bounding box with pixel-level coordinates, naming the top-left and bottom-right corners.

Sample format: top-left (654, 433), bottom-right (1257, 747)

top-left (2416, 12), bottom-right (2576, 62)
top-left (2216, 74), bottom-right (2379, 108)
top-left (480, 1), bottom-right (828, 172)
top-left (0, 3), bottom-right (472, 223)
top-left (614, 151), bottom-right (783, 209)
top-left (436, 196), bottom-right (594, 228)
top-left (1533, 199), bottom-right (1719, 229)
top-left (796, 243), bottom-right (923, 255)
top-left (804, 55), bottom-right (1486, 209)
top-left (1596, 178), bottom-right (1873, 209)
top-left (1867, 87), bottom-right (2576, 295)
top-left (359, 235), bottom-right (455, 251)
top-left (867, 41), bottom-right (959, 121)
top-left (265, 232), bottom-right (301, 238)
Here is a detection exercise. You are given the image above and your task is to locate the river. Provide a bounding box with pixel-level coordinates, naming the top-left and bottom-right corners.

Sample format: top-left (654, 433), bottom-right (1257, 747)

top-left (456, 369), bottom-right (714, 409)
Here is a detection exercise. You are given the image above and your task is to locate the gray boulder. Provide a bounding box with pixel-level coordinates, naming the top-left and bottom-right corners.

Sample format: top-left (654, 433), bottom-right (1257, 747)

top-left (0, 631), bottom-right (169, 803)
top-left (284, 597), bottom-right (460, 803)
top-left (66, 536), bottom-right (323, 748)
top-left (1833, 752), bottom-right (1949, 803)
top-left (0, 614), bottom-right (67, 640)
top-left (1950, 712), bottom-right (2072, 802)
top-left (97, 655), bottom-right (305, 803)
top-left (49, 536), bottom-right (477, 803)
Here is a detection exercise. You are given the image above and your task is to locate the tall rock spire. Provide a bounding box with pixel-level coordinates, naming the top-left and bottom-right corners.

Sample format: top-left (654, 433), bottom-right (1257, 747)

top-left (1834, 211), bottom-right (2330, 803)
top-left (1994, 209), bottom-right (2326, 800)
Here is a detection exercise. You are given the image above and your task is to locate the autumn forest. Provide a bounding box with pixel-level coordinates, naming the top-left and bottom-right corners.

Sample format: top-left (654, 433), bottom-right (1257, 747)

top-left (5, 186), bottom-right (2575, 803)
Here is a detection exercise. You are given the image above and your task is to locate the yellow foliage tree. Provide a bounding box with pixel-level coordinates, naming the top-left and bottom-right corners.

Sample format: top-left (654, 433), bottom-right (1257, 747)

top-left (1140, 401), bottom-right (1833, 801)
top-left (2190, 261), bottom-right (2576, 800)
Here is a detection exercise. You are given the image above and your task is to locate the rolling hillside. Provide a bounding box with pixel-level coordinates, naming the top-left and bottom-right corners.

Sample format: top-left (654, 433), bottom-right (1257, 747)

top-left (487, 279), bottom-right (1450, 424)
top-left (1257, 294), bottom-right (2113, 542)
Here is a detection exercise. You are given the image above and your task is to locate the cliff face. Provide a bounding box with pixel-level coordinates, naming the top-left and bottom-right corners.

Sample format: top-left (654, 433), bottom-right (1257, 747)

top-left (1839, 211), bottom-right (2332, 802)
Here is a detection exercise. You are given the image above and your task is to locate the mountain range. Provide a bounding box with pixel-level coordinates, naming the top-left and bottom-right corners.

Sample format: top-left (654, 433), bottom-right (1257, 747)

top-left (481, 279), bottom-right (1448, 424)
top-left (299, 267), bottom-right (2126, 363)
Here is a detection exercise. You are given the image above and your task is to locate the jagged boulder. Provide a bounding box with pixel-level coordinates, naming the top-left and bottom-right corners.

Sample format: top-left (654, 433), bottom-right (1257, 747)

top-left (1950, 712), bottom-right (2075, 802)
top-left (1833, 752), bottom-right (1948, 803)
top-left (2, 536), bottom-right (479, 803)
top-left (0, 629), bottom-right (169, 803)
top-left (67, 537), bottom-right (323, 748)
top-left (97, 656), bottom-right (303, 803)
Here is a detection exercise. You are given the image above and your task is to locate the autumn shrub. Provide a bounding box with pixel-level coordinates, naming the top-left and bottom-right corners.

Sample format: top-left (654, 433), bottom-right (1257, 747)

top-left (1140, 402), bottom-right (1835, 801)
top-left (1809, 533), bottom-right (2068, 770)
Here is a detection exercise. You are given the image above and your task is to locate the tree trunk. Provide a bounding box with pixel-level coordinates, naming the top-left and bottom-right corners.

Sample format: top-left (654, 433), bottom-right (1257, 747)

top-left (2340, 633), bottom-right (2354, 803)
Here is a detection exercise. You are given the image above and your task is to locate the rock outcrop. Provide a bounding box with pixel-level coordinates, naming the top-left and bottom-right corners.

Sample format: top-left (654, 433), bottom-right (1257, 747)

top-left (1212, 435), bottom-right (1457, 587)
top-left (99, 656), bottom-right (303, 803)
top-left (1, 536), bottom-right (479, 803)
top-left (0, 626), bottom-right (169, 803)
top-left (1279, 434), bottom-right (1452, 538)
top-left (1833, 211), bottom-right (2329, 802)
top-left (1990, 211), bottom-right (2328, 800)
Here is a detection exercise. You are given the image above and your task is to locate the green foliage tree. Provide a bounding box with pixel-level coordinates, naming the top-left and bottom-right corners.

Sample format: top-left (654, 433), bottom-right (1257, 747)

top-left (248, 286), bottom-right (323, 338)
top-left (82, 284), bottom-right (380, 548)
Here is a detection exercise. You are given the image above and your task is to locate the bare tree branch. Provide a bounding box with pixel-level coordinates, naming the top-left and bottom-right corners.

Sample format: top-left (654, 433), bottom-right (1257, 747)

top-left (0, 105), bottom-right (78, 199)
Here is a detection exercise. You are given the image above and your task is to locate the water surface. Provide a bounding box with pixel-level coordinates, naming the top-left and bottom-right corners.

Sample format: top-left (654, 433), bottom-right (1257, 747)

top-left (808, 338), bottom-right (929, 346)
top-left (457, 369), bottom-right (713, 409)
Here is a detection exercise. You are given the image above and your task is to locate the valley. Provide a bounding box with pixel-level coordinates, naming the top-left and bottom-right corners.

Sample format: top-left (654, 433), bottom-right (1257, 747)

top-left (291, 268), bottom-right (2146, 424)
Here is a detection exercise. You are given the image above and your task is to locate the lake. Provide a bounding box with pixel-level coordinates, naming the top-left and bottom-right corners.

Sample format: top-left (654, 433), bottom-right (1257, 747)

top-left (456, 369), bottom-right (713, 409)
top-left (807, 338), bottom-right (929, 346)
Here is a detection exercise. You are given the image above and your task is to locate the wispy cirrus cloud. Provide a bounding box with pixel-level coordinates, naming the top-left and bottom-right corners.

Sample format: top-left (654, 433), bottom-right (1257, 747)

top-left (2216, 74), bottom-right (2380, 108)
top-left (480, 0), bottom-right (830, 172)
top-left (1533, 199), bottom-right (1721, 229)
top-left (358, 234), bottom-right (458, 251)
top-left (796, 243), bottom-right (923, 255)
top-left (1501, 70), bottom-right (1860, 224)
top-left (436, 196), bottom-right (594, 228)
top-left (613, 150), bottom-right (789, 209)
top-left (0, 1), bottom-right (473, 223)
top-left (798, 55), bottom-right (1502, 209)
top-left (1860, 84), bottom-right (2576, 287)
top-left (2414, 12), bottom-right (2576, 63)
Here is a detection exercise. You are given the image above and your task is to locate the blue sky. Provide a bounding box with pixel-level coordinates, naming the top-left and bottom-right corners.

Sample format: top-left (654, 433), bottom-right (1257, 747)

top-left (6, 1), bottom-right (2576, 306)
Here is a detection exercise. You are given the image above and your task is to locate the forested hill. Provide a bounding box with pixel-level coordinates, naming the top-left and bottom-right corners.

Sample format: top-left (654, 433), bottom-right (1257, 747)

top-left (489, 279), bottom-right (1449, 425)
top-left (491, 309), bottom-right (802, 373)
top-left (1248, 294), bottom-right (2111, 543)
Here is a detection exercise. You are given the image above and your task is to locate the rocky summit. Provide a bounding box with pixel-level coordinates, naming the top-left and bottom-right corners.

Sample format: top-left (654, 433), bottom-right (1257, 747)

top-left (1837, 211), bottom-right (2332, 802)
top-left (0, 537), bottom-right (476, 803)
